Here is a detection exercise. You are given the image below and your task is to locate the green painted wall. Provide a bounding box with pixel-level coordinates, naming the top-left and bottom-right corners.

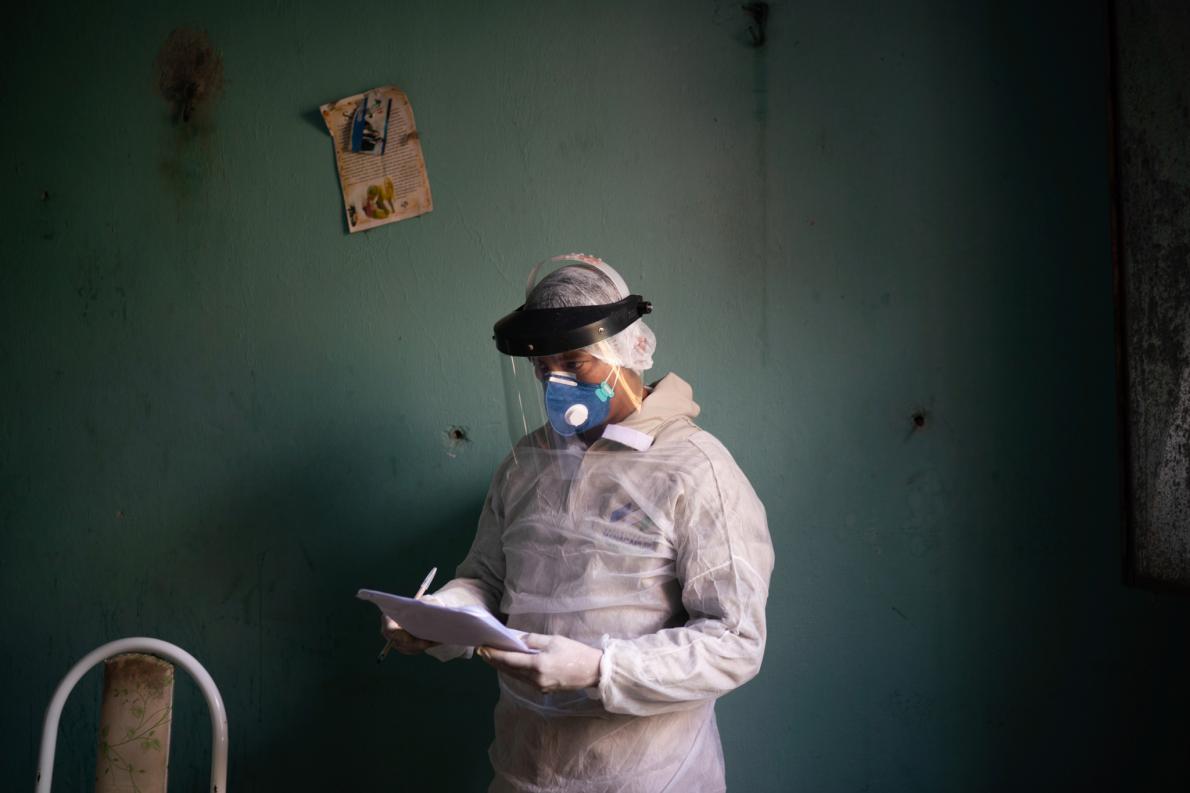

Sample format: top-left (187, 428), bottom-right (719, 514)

top-left (3, 1), bottom-right (1188, 790)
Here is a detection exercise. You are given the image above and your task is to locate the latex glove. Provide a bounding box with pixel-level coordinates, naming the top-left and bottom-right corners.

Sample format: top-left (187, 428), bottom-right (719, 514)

top-left (379, 614), bottom-right (439, 656)
top-left (477, 633), bottom-right (602, 693)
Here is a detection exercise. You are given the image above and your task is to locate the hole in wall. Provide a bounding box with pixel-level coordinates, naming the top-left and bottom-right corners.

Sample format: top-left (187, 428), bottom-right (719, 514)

top-left (443, 426), bottom-right (471, 458)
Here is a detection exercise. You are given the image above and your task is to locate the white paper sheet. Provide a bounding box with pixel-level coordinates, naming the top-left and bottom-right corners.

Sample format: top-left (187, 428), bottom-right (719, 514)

top-left (357, 589), bottom-right (537, 653)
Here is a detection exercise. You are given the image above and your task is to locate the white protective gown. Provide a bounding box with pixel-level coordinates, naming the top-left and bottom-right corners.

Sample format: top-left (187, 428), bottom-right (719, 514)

top-left (430, 373), bottom-right (774, 793)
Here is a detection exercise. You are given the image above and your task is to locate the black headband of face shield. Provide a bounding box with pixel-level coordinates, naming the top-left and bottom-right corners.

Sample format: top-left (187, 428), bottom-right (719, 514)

top-left (492, 295), bottom-right (653, 357)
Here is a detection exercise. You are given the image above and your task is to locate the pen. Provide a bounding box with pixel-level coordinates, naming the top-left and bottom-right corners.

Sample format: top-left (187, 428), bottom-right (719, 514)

top-left (377, 566), bottom-right (437, 663)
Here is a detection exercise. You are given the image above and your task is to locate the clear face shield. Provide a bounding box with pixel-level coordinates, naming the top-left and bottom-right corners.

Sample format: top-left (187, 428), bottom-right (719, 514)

top-left (498, 338), bottom-right (645, 449)
top-left (492, 258), bottom-right (653, 451)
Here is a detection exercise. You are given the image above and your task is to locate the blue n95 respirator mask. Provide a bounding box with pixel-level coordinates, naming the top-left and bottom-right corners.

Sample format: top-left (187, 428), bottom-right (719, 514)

top-left (544, 371), bottom-right (615, 436)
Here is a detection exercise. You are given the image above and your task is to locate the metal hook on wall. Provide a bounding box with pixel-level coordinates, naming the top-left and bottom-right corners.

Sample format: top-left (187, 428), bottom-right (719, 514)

top-left (743, 2), bottom-right (770, 47)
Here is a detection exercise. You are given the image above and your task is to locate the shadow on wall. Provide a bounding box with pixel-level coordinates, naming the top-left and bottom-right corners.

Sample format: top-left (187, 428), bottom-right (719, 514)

top-left (148, 443), bottom-right (496, 791)
top-left (233, 508), bottom-right (497, 791)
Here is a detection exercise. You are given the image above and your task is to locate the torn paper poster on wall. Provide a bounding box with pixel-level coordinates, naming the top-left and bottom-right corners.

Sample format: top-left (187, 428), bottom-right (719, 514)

top-left (320, 86), bottom-right (432, 232)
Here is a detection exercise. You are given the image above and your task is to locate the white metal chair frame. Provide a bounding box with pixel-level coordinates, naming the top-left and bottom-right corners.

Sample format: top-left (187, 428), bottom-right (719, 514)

top-left (35, 637), bottom-right (229, 793)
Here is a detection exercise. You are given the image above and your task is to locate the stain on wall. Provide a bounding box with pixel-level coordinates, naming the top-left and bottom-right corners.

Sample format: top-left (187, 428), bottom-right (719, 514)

top-left (155, 27), bottom-right (224, 197)
top-left (156, 28), bottom-right (224, 124)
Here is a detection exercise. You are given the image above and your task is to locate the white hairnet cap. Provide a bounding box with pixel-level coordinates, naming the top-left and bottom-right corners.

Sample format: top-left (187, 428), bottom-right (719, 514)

top-left (524, 253), bottom-right (656, 372)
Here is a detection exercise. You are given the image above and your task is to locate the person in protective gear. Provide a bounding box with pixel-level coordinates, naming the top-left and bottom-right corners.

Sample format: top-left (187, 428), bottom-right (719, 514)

top-left (380, 253), bottom-right (774, 793)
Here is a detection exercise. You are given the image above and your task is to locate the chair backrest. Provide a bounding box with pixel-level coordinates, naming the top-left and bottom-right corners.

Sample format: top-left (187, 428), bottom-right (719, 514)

top-left (36, 637), bottom-right (228, 793)
top-left (95, 653), bottom-right (175, 793)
